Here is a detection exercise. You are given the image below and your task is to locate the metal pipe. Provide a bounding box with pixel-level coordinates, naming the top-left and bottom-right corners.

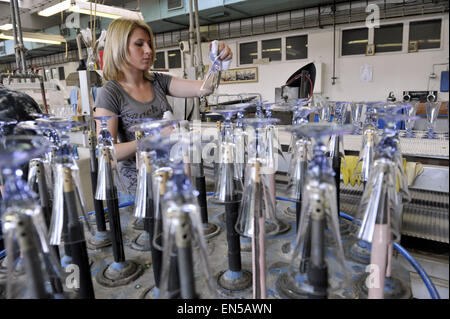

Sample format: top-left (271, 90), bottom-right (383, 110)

top-left (188, 0), bottom-right (195, 69)
top-left (12, 0), bottom-right (26, 73)
top-left (188, 0), bottom-right (200, 120)
top-left (9, 0), bottom-right (20, 72)
top-left (38, 76), bottom-right (49, 114)
top-left (331, 3), bottom-right (337, 85)
top-left (194, 0), bottom-right (204, 76)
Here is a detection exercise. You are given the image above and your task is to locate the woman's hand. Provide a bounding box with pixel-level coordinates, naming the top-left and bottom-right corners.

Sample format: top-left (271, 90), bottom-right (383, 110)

top-left (168, 41), bottom-right (233, 98)
top-left (208, 41), bottom-right (232, 61)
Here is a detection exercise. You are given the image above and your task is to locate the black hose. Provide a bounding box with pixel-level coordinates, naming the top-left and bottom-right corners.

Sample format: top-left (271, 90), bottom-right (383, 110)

top-left (225, 198), bottom-right (242, 272)
top-left (64, 184), bottom-right (95, 299)
top-left (105, 157), bottom-right (125, 263)
top-left (196, 176), bottom-right (209, 224)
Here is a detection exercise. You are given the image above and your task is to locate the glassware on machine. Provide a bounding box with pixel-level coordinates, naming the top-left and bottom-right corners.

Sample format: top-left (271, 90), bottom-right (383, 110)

top-left (0, 135), bottom-right (65, 299)
top-left (91, 115), bottom-right (144, 287)
top-left (285, 106), bottom-right (316, 222)
top-left (351, 114), bottom-right (418, 299)
top-left (140, 133), bottom-right (217, 299)
top-left (277, 123), bottom-right (355, 299)
top-left (349, 102), bottom-right (366, 135)
top-left (127, 119), bottom-right (178, 251)
top-left (14, 120), bottom-right (63, 271)
top-left (209, 107), bottom-right (248, 203)
top-left (280, 99), bottom-right (313, 219)
top-left (0, 118), bottom-right (18, 137)
top-left (353, 104), bottom-right (379, 189)
top-left (204, 111), bottom-right (253, 293)
top-left (235, 117), bottom-right (285, 298)
top-left (425, 101), bottom-right (442, 139)
top-left (36, 117), bottom-right (96, 298)
top-left (402, 101), bottom-right (419, 138)
top-left (94, 115), bottom-right (128, 200)
top-left (189, 126), bottom-right (221, 239)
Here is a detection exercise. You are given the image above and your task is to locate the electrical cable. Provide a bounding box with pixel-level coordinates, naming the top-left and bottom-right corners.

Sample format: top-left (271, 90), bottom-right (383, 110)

top-left (304, 73), bottom-right (314, 100)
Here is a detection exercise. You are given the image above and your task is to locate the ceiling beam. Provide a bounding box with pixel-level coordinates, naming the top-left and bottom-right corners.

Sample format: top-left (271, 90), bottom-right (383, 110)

top-left (223, 4), bottom-right (251, 17)
top-left (161, 18), bottom-right (189, 27)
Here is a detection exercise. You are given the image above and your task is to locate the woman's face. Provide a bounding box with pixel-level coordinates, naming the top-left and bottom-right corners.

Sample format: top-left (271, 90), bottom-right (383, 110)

top-left (126, 27), bottom-right (153, 71)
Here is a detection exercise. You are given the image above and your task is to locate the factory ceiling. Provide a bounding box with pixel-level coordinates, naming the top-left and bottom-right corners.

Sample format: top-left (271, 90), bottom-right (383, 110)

top-left (0, 0), bottom-right (447, 65)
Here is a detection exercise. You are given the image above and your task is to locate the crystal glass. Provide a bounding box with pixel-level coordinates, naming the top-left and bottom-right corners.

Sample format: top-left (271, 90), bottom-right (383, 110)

top-left (0, 135), bottom-right (64, 298)
top-left (350, 102), bottom-right (366, 134)
top-left (35, 117), bottom-right (94, 246)
top-left (425, 101), bottom-right (442, 139)
top-left (236, 118), bottom-right (280, 237)
top-left (93, 115), bottom-right (128, 200)
top-left (402, 101), bottom-right (419, 138)
top-left (350, 114), bottom-right (416, 298)
top-left (210, 107), bottom-right (250, 202)
top-left (0, 118), bottom-right (18, 137)
top-left (140, 132), bottom-right (216, 299)
top-left (279, 123), bottom-right (355, 299)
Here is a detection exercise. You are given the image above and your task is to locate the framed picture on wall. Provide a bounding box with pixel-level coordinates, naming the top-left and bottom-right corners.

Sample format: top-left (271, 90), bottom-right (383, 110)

top-left (408, 40), bottom-right (419, 53)
top-left (220, 67), bottom-right (258, 84)
top-left (365, 44), bottom-right (375, 56)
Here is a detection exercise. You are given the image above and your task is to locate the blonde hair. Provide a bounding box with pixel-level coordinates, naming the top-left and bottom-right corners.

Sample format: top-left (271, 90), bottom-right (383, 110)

top-left (103, 18), bottom-right (156, 82)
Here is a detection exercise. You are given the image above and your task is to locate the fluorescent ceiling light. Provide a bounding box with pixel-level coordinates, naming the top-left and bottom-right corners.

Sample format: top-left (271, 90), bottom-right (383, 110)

top-left (38, 0), bottom-right (144, 20)
top-left (348, 40), bottom-right (368, 44)
top-left (38, 0), bottom-right (71, 17)
top-left (0, 23), bottom-right (12, 30)
top-left (263, 48), bottom-right (281, 52)
top-left (0, 31), bottom-right (66, 44)
top-left (376, 43), bottom-right (402, 47)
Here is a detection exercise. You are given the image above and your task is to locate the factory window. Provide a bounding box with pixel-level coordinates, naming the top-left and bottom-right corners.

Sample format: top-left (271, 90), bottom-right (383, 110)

top-left (409, 19), bottom-right (441, 50)
top-left (239, 41), bottom-right (258, 65)
top-left (374, 23), bottom-right (403, 53)
top-left (286, 35), bottom-right (308, 60)
top-left (341, 28), bottom-right (368, 56)
top-left (262, 38), bottom-right (281, 62)
top-left (58, 67), bottom-right (65, 81)
top-left (153, 51), bottom-right (166, 69)
top-left (168, 49), bottom-right (181, 69)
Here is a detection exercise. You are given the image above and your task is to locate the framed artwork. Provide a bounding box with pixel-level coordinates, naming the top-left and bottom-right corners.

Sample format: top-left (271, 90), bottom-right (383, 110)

top-left (365, 44), bottom-right (375, 56)
top-left (220, 67), bottom-right (258, 84)
top-left (408, 40), bottom-right (419, 53)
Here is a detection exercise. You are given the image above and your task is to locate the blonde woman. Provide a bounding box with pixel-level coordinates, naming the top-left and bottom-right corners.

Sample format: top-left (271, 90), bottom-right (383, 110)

top-left (94, 18), bottom-right (232, 195)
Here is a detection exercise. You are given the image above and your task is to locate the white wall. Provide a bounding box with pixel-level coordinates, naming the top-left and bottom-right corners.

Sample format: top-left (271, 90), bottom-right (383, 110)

top-left (162, 12), bottom-right (449, 103)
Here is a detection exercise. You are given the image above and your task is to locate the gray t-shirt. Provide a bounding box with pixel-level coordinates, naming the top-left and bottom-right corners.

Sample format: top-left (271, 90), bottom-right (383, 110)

top-left (94, 72), bottom-right (173, 195)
